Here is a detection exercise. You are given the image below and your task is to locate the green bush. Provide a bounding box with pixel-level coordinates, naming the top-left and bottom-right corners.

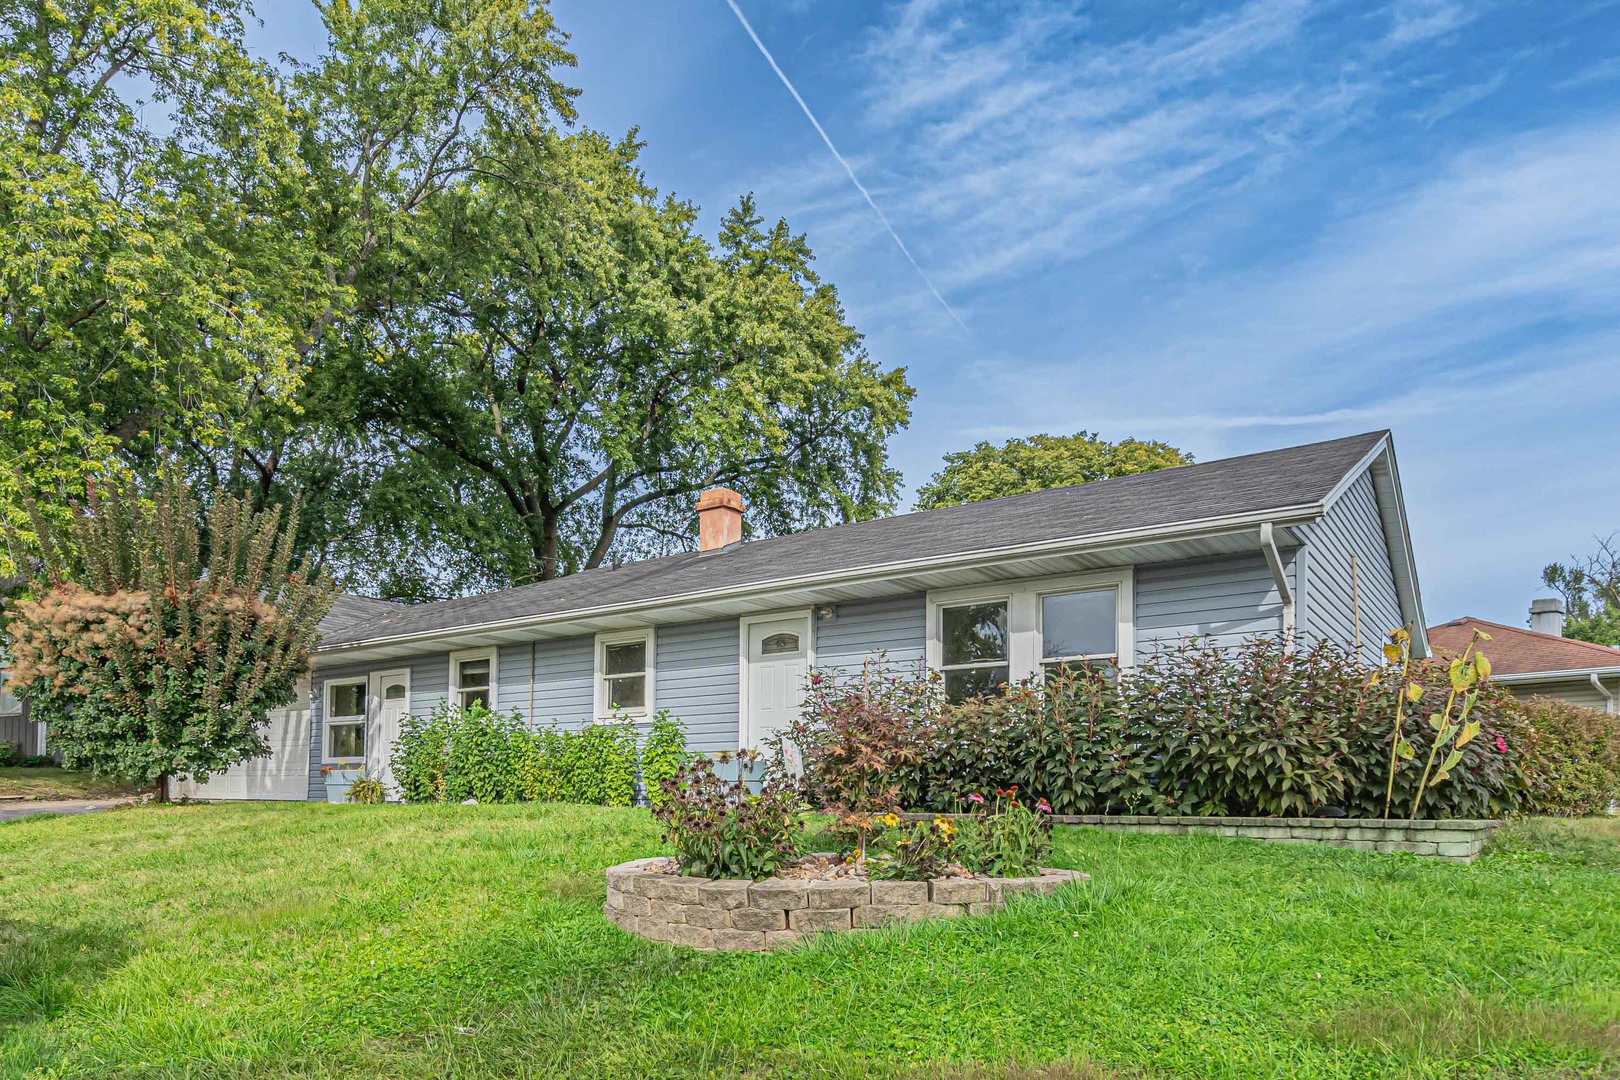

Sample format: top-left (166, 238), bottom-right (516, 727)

top-left (389, 702), bottom-right (677, 808)
top-left (640, 711), bottom-right (688, 807)
top-left (345, 772), bottom-right (386, 804)
top-left (652, 753), bottom-right (802, 879)
top-left (0, 740), bottom-right (16, 767)
top-left (1513, 697), bottom-right (1620, 816)
top-left (807, 637), bottom-right (1535, 820)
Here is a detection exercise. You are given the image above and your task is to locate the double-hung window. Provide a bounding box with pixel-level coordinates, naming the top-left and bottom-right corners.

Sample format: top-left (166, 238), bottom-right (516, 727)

top-left (938, 601), bottom-right (1011, 703)
top-left (596, 629), bottom-right (654, 719)
top-left (450, 648), bottom-right (497, 710)
top-left (929, 569), bottom-right (1132, 703)
top-left (1039, 586), bottom-right (1122, 677)
top-left (325, 679), bottom-right (367, 760)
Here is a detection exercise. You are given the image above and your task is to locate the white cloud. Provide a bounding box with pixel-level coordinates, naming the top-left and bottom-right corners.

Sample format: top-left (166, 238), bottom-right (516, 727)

top-left (1387, 0), bottom-right (1473, 45)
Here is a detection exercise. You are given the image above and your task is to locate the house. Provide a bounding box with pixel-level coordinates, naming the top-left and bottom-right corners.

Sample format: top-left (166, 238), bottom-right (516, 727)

top-left (0, 655), bottom-right (42, 759)
top-left (181, 429), bottom-right (1427, 801)
top-left (1429, 602), bottom-right (1619, 714)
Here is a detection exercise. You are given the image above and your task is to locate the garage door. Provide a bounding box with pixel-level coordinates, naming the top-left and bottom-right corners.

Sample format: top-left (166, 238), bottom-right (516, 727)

top-left (176, 681), bottom-right (311, 801)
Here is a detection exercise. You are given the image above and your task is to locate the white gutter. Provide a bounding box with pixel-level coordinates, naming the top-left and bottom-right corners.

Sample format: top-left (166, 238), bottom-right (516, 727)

top-left (321, 502), bottom-right (1327, 655)
top-left (1491, 666), bottom-right (1620, 684)
top-left (1259, 522), bottom-right (1296, 652)
top-left (1591, 674), bottom-right (1618, 715)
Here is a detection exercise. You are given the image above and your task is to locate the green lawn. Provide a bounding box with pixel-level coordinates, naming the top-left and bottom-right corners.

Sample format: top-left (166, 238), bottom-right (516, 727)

top-left (0, 766), bottom-right (139, 801)
top-left (1, 805), bottom-right (1616, 1080)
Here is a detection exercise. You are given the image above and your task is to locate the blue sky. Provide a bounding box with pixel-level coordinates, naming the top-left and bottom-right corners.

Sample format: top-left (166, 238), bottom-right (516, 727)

top-left (249, 0), bottom-right (1620, 629)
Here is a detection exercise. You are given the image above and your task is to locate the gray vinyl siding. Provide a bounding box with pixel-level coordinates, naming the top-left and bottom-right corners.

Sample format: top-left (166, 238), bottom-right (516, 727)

top-left (814, 594), bottom-right (927, 679)
top-left (527, 636), bottom-right (595, 729)
top-left (656, 620), bottom-right (741, 753)
top-left (0, 711), bottom-right (42, 757)
top-left (308, 653), bottom-right (449, 801)
top-left (1134, 553), bottom-right (1296, 659)
top-left (1508, 677), bottom-right (1615, 713)
top-left (1297, 468), bottom-right (1403, 665)
top-left (496, 643), bottom-right (533, 716)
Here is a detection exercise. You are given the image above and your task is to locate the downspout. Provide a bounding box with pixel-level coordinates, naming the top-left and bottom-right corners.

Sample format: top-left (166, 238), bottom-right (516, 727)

top-left (1591, 673), bottom-right (1617, 716)
top-left (1260, 522), bottom-right (1296, 653)
top-left (529, 640), bottom-right (537, 727)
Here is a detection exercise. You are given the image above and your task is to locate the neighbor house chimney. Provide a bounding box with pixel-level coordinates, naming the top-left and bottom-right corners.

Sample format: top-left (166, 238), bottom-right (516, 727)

top-left (696, 488), bottom-right (744, 552)
top-left (1530, 597), bottom-right (1566, 637)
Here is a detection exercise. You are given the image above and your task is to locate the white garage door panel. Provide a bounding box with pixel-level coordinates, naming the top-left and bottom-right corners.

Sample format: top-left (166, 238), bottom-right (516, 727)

top-left (177, 684), bottom-right (311, 801)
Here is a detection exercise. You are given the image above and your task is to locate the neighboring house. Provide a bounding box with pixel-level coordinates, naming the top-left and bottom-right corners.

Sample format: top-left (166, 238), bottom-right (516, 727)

top-left (185, 430), bottom-right (1428, 801)
top-left (1429, 602), bottom-right (1620, 714)
top-left (0, 650), bottom-right (45, 758)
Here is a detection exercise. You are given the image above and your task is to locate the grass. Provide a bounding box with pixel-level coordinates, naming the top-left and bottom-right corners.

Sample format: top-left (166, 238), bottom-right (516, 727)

top-left (0, 807), bottom-right (1616, 1080)
top-left (0, 766), bottom-right (139, 801)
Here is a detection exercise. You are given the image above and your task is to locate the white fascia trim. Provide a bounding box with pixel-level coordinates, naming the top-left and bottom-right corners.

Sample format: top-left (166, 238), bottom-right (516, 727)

top-left (593, 627), bottom-right (654, 722)
top-left (448, 646), bottom-right (498, 709)
top-left (925, 567), bottom-right (1136, 684)
top-left (318, 506), bottom-right (1325, 657)
top-left (1325, 435), bottom-right (1429, 659)
top-left (1492, 667), bottom-right (1620, 684)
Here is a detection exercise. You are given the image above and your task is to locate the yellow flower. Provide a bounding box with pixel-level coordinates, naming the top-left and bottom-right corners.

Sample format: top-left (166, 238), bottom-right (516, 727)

top-left (881, 813), bottom-right (900, 828)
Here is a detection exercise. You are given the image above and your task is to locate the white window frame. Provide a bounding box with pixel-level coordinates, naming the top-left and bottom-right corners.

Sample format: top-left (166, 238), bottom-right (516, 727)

top-left (0, 654), bottom-right (22, 717)
top-left (323, 677), bottom-right (369, 763)
top-left (926, 568), bottom-right (1135, 693)
top-left (449, 646), bottom-right (498, 711)
top-left (595, 628), bottom-right (655, 721)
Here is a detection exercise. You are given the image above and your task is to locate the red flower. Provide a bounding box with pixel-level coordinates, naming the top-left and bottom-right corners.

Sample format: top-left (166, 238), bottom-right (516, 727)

top-left (1494, 734), bottom-right (1508, 753)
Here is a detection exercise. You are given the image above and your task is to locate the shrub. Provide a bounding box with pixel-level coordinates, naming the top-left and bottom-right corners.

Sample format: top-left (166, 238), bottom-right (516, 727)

top-left (8, 468), bottom-right (333, 797)
top-left (640, 711), bottom-right (688, 808)
top-left (653, 753), bottom-right (803, 879)
top-left (840, 636), bottom-right (1533, 820)
top-left (792, 662), bottom-right (933, 856)
top-left (389, 702), bottom-right (664, 808)
top-left (1513, 697), bottom-right (1620, 816)
top-left (0, 740), bottom-right (16, 767)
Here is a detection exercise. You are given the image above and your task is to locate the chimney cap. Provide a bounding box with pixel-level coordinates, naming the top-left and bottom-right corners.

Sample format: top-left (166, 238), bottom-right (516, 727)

top-left (1530, 597), bottom-right (1566, 614)
top-left (696, 487), bottom-right (744, 513)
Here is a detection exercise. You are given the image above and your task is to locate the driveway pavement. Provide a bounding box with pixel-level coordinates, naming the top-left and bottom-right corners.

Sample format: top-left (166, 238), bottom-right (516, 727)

top-left (0, 798), bottom-right (131, 823)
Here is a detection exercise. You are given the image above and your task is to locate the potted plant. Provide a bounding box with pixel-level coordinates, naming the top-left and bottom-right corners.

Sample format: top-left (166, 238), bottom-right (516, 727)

top-left (321, 763), bottom-right (363, 803)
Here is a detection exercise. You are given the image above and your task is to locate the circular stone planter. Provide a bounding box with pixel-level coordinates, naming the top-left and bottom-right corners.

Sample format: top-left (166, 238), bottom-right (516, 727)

top-left (603, 858), bottom-right (1088, 952)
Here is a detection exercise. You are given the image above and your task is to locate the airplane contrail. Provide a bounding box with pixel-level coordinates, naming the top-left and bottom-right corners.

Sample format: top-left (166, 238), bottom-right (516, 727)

top-left (723, 0), bottom-right (969, 333)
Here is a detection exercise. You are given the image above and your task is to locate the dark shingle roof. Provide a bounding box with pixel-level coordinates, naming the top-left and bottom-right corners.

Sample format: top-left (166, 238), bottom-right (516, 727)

top-left (319, 594), bottom-right (404, 639)
top-left (321, 430), bottom-right (1389, 648)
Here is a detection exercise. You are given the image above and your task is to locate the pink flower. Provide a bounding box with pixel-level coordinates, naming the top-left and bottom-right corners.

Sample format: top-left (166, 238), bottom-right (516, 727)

top-left (1494, 734), bottom-right (1508, 754)
top-left (1036, 799), bottom-right (1052, 813)
top-left (967, 792), bottom-right (985, 804)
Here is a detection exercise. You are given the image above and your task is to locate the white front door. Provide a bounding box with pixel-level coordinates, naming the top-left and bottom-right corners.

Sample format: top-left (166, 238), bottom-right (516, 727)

top-left (742, 613), bottom-right (812, 755)
top-left (369, 668), bottom-right (410, 797)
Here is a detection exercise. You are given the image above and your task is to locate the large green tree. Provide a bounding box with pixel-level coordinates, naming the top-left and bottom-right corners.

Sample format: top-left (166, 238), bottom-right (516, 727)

top-left (0, 0), bottom-right (579, 579)
top-left (914, 431), bottom-right (1190, 510)
top-left (1542, 534), bottom-right (1620, 646)
top-left (341, 129), bottom-right (913, 594)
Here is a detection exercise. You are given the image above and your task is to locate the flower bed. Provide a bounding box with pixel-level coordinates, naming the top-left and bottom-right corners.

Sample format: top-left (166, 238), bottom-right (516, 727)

top-left (603, 857), bottom-right (1086, 951)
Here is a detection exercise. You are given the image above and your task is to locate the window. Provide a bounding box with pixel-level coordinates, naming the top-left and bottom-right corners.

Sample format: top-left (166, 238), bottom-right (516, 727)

top-left (760, 632), bottom-right (801, 655)
top-left (1040, 586), bottom-right (1120, 677)
top-left (450, 648), bottom-right (497, 710)
top-left (939, 600), bottom-right (1010, 703)
top-left (596, 630), bottom-right (654, 718)
top-left (0, 652), bottom-right (21, 715)
top-left (928, 569), bottom-right (1132, 700)
top-left (325, 679), bottom-right (367, 760)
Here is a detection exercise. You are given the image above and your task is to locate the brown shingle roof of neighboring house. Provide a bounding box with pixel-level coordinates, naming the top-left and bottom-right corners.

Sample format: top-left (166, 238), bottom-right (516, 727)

top-left (1427, 617), bottom-right (1620, 676)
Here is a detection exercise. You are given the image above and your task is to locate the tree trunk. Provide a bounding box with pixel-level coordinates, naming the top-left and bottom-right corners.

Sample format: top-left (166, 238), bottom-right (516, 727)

top-left (153, 774), bottom-right (170, 803)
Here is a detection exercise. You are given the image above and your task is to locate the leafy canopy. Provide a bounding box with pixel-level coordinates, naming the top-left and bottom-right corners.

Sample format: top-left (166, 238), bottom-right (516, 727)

top-left (914, 431), bottom-right (1190, 510)
top-left (342, 128), bottom-right (913, 595)
top-left (1542, 533), bottom-right (1620, 646)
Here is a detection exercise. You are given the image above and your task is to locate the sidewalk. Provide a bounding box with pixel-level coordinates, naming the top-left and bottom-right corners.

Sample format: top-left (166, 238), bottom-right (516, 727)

top-left (0, 798), bottom-right (132, 824)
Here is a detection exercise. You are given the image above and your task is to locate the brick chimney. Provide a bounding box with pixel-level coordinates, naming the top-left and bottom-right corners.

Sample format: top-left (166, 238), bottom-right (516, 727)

top-left (1530, 597), bottom-right (1566, 637)
top-left (696, 488), bottom-right (744, 552)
